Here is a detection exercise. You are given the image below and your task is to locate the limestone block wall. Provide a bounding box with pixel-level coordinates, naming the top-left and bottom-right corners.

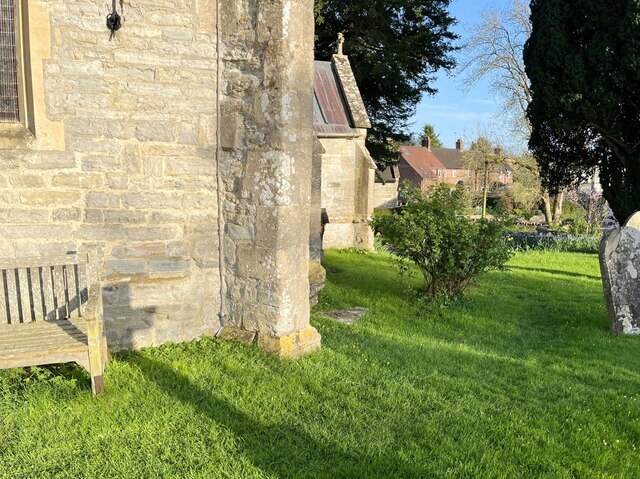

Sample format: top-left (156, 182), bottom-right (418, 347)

top-left (374, 183), bottom-right (398, 209)
top-left (218, 0), bottom-right (321, 356)
top-left (0, 0), bottom-right (220, 349)
top-left (320, 135), bottom-right (375, 250)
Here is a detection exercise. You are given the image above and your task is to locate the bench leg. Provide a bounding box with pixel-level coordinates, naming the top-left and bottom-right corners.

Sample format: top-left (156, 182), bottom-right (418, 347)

top-left (100, 332), bottom-right (109, 368)
top-left (87, 320), bottom-right (106, 396)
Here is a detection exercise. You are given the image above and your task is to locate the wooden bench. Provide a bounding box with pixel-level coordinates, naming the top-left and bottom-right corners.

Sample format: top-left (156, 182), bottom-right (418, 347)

top-left (0, 252), bottom-right (107, 395)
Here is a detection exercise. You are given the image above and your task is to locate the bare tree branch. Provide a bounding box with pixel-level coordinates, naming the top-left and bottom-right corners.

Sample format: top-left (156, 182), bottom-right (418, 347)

top-left (459, 0), bottom-right (532, 141)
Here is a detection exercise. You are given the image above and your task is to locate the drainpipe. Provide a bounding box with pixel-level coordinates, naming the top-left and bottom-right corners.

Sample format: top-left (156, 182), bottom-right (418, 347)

top-left (215, 0), bottom-right (227, 332)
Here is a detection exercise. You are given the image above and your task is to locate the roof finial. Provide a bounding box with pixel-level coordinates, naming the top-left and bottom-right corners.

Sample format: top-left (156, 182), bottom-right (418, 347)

top-left (337, 32), bottom-right (345, 56)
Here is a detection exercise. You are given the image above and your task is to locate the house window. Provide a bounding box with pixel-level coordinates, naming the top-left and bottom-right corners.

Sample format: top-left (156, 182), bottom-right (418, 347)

top-left (0, 0), bottom-right (26, 126)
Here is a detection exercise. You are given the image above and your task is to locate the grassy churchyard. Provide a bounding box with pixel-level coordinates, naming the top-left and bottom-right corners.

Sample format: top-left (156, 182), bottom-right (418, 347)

top-left (0, 250), bottom-right (638, 478)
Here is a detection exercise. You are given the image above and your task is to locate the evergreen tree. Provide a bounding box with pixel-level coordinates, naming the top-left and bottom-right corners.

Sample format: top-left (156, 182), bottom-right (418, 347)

top-left (420, 124), bottom-right (443, 148)
top-left (525, 0), bottom-right (640, 223)
top-left (315, 0), bottom-right (457, 166)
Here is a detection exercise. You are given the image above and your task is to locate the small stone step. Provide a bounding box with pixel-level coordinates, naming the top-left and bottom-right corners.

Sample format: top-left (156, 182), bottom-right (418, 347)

top-left (319, 307), bottom-right (368, 325)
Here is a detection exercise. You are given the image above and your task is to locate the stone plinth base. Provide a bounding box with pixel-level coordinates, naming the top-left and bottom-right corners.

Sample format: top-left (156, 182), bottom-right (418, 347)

top-left (217, 326), bottom-right (322, 358)
top-left (258, 327), bottom-right (322, 358)
top-left (216, 326), bottom-right (257, 344)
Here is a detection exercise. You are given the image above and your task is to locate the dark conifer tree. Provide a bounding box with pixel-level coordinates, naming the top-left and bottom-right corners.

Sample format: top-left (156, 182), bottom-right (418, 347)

top-left (315, 1), bottom-right (457, 166)
top-left (525, 0), bottom-right (640, 223)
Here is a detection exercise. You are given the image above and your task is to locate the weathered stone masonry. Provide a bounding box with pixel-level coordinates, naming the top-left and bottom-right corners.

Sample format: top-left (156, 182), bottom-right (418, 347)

top-left (217, 0), bottom-right (320, 355)
top-left (0, 0), bottom-right (319, 356)
top-left (314, 54), bottom-right (376, 250)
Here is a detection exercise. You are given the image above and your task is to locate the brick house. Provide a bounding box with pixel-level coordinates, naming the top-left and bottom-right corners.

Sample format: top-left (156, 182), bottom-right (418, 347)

top-left (398, 138), bottom-right (513, 199)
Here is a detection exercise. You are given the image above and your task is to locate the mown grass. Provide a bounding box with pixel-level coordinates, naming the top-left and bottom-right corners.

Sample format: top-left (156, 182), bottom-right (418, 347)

top-left (0, 250), bottom-right (638, 478)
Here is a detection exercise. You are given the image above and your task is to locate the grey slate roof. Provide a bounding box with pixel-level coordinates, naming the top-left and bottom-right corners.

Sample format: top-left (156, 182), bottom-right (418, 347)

top-left (431, 147), bottom-right (465, 170)
top-left (375, 165), bottom-right (398, 183)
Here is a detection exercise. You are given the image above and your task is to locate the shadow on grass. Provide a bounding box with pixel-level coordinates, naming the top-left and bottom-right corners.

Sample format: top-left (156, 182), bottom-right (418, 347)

top-left (318, 252), bottom-right (630, 372)
top-left (127, 353), bottom-right (422, 479)
top-left (318, 252), bottom-right (422, 310)
top-left (508, 265), bottom-right (603, 281)
top-left (326, 321), bottom-right (640, 400)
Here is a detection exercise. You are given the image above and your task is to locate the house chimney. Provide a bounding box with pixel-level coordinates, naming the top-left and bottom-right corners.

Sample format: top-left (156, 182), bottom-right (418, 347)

top-left (456, 139), bottom-right (464, 151)
top-left (422, 136), bottom-right (431, 150)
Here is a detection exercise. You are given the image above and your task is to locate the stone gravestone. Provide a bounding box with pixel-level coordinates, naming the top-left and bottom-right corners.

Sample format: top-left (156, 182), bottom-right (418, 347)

top-left (599, 212), bottom-right (640, 334)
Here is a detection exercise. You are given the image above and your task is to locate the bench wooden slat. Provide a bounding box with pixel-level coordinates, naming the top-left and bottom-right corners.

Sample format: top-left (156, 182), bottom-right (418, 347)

top-left (0, 321), bottom-right (88, 356)
top-left (0, 340), bottom-right (88, 356)
top-left (77, 264), bottom-right (88, 318)
top-left (68, 264), bottom-right (79, 319)
top-left (52, 266), bottom-right (65, 321)
top-left (0, 254), bottom-right (87, 271)
top-left (5, 269), bottom-right (20, 324)
top-left (0, 320), bottom-right (88, 341)
top-left (0, 317), bottom-right (88, 333)
top-left (62, 265), bottom-right (71, 320)
top-left (0, 329), bottom-right (88, 342)
top-left (0, 270), bottom-right (8, 325)
top-left (13, 269), bottom-right (26, 323)
top-left (18, 268), bottom-right (32, 323)
top-left (0, 251), bottom-right (106, 395)
top-left (30, 267), bottom-right (45, 322)
top-left (0, 352), bottom-right (90, 371)
top-left (0, 334), bottom-right (88, 348)
top-left (42, 266), bottom-right (55, 321)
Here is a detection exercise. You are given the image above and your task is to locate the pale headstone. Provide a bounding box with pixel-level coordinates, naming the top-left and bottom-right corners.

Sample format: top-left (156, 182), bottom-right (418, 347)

top-left (599, 212), bottom-right (640, 334)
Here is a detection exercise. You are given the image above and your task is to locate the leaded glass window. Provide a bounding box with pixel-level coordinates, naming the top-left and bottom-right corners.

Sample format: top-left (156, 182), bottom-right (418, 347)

top-left (0, 0), bottom-right (19, 123)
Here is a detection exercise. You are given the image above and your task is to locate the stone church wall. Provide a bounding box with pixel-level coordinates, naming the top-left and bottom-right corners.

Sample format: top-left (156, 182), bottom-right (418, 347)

top-left (0, 0), bottom-right (319, 356)
top-left (373, 182), bottom-right (398, 209)
top-left (320, 135), bottom-right (375, 250)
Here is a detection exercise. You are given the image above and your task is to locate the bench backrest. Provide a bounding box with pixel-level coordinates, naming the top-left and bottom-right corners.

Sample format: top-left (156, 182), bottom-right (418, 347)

top-left (0, 253), bottom-right (100, 325)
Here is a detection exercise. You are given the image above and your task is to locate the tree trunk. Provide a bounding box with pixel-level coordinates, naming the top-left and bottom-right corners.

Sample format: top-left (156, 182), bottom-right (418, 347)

top-left (552, 190), bottom-right (565, 224)
top-left (482, 162), bottom-right (489, 218)
top-left (542, 190), bottom-right (553, 225)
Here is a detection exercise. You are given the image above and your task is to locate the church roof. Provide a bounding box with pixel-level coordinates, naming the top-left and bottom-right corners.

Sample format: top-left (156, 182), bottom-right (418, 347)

top-left (313, 55), bottom-right (371, 137)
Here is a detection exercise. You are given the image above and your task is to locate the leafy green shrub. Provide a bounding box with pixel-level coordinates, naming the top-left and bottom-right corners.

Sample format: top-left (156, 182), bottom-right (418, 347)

top-left (488, 194), bottom-right (515, 215)
top-left (513, 208), bottom-right (542, 221)
top-left (371, 208), bottom-right (392, 235)
top-left (561, 199), bottom-right (587, 223)
top-left (371, 184), bottom-right (512, 301)
top-left (496, 194), bottom-right (515, 214)
top-left (566, 216), bottom-right (589, 235)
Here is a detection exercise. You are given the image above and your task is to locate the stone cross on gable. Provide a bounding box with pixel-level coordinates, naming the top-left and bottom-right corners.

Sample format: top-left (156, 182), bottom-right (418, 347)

top-left (337, 32), bottom-right (345, 56)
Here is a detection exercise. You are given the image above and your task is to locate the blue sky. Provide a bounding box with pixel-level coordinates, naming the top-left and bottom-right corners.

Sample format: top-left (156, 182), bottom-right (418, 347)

top-left (409, 0), bottom-right (513, 149)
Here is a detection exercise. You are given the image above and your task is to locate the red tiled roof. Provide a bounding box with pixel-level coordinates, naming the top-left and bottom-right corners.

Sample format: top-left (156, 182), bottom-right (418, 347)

top-left (399, 146), bottom-right (445, 179)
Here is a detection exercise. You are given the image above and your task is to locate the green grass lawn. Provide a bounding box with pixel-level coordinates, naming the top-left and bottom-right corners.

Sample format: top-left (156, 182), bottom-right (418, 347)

top-left (1, 250), bottom-right (639, 478)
